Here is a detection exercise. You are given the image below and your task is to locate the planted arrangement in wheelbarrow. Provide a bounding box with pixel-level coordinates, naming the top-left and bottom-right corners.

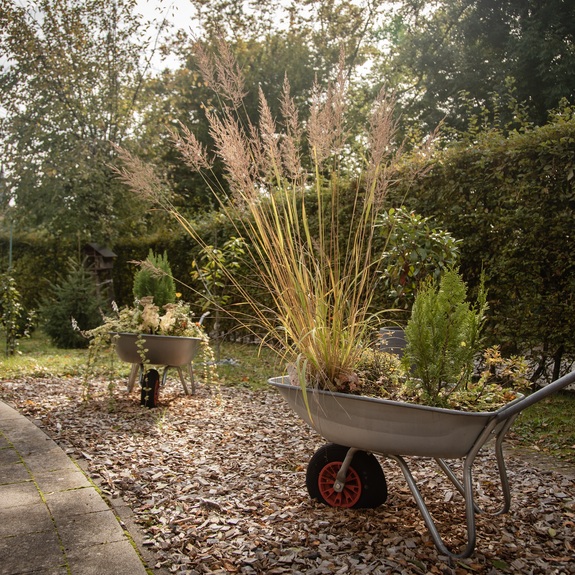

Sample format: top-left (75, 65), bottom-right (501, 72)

top-left (269, 268), bottom-right (540, 558)
top-left (86, 251), bottom-right (216, 407)
top-left (111, 40), bottom-right (573, 558)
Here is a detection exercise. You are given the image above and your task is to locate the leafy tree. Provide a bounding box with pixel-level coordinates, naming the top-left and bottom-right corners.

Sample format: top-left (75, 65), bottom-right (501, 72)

top-left (0, 0), bottom-right (163, 242)
top-left (139, 0), bottom-right (391, 212)
top-left (0, 272), bottom-right (34, 355)
top-left (376, 0), bottom-right (575, 132)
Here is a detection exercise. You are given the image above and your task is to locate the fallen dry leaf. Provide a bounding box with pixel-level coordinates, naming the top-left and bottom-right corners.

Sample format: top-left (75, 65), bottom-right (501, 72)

top-left (1, 375), bottom-right (574, 575)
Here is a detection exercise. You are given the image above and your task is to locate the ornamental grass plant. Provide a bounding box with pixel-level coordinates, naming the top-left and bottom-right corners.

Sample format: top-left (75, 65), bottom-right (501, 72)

top-left (114, 42), bottom-right (434, 393)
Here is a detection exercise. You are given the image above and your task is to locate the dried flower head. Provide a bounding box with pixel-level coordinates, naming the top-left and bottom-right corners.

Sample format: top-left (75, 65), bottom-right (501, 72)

top-left (194, 37), bottom-right (246, 109)
top-left (171, 123), bottom-right (212, 171)
top-left (112, 145), bottom-right (171, 208)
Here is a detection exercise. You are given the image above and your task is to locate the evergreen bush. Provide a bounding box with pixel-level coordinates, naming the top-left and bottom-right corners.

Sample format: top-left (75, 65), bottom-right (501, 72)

top-left (40, 258), bottom-right (105, 349)
top-left (132, 250), bottom-right (176, 308)
top-left (402, 269), bottom-right (488, 406)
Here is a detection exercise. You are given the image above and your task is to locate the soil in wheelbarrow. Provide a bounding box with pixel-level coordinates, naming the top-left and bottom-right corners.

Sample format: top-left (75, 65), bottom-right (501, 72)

top-left (2, 375), bottom-right (574, 575)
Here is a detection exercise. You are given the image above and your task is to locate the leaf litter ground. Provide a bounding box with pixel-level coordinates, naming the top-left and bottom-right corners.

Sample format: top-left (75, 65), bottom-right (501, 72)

top-left (1, 376), bottom-right (574, 575)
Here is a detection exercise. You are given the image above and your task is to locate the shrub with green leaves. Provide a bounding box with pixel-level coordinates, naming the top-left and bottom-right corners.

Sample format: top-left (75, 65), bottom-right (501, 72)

top-left (376, 207), bottom-right (460, 314)
top-left (133, 250), bottom-right (176, 308)
top-left (0, 272), bottom-right (34, 356)
top-left (40, 258), bottom-right (104, 349)
top-left (402, 269), bottom-right (487, 406)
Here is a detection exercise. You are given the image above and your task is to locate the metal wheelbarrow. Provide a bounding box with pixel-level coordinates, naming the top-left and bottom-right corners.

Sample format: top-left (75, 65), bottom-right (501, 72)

top-left (269, 371), bottom-right (575, 558)
top-left (112, 332), bottom-right (202, 397)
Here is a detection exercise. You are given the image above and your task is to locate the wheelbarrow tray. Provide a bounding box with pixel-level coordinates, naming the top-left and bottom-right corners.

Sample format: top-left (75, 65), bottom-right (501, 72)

top-left (112, 332), bottom-right (201, 366)
top-left (112, 333), bottom-right (202, 396)
top-left (268, 376), bottom-right (515, 459)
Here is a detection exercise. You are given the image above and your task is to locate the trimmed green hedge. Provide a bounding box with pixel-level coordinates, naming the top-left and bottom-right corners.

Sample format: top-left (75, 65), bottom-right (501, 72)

top-left (389, 108), bottom-right (575, 378)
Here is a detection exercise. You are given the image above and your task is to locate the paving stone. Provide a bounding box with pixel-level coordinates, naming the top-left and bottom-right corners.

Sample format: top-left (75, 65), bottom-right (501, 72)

top-left (44, 486), bottom-right (111, 518)
top-left (57, 509), bottom-right (127, 551)
top-left (0, 446), bottom-right (22, 466)
top-left (0, 502), bottom-right (53, 538)
top-left (0, 530), bottom-right (66, 575)
top-left (66, 539), bottom-right (148, 575)
top-left (21, 448), bottom-right (79, 475)
top-left (0, 481), bottom-right (41, 510)
top-left (0, 460), bottom-right (31, 485)
top-left (35, 468), bottom-right (92, 494)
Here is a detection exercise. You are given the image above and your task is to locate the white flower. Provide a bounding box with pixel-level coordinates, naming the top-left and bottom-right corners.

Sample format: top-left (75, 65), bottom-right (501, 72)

top-left (140, 300), bottom-right (160, 333)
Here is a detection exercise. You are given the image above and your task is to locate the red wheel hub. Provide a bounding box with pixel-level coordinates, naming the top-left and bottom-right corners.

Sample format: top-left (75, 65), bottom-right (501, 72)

top-left (318, 461), bottom-right (361, 508)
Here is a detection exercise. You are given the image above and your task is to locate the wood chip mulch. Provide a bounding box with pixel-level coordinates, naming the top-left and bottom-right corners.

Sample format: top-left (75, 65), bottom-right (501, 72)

top-left (1, 376), bottom-right (574, 575)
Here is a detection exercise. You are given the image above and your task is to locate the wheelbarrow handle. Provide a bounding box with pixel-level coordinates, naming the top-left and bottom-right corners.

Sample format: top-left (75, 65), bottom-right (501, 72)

top-left (495, 369), bottom-right (575, 423)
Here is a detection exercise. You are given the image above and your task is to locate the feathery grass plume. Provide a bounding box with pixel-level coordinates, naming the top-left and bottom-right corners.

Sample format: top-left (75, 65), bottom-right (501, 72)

top-left (308, 52), bottom-right (348, 167)
top-left (170, 122), bottom-right (211, 171)
top-left (111, 145), bottom-right (171, 209)
top-left (205, 107), bottom-right (256, 201)
top-left (256, 86), bottom-right (282, 182)
top-left (117, 43), bottom-right (433, 392)
top-left (278, 76), bottom-right (303, 180)
top-left (365, 87), bottom-right (400, 204)
top-left (193, 38), bottom-right (246, 109)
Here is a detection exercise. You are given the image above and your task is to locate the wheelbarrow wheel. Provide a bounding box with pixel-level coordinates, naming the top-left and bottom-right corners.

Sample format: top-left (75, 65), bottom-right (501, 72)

top-left (141, 369), bottom-right (160, 408)
top-left (306, 443), bottom-right (387, 509)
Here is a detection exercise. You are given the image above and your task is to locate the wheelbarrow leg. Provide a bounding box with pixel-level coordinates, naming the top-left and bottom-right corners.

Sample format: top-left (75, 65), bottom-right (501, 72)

top-left (434, 417), bottom-right (517, 517)
top-left (492, 416), bottom-right (516, 515)
top-left (176, 363), bottom-right (195, 395)
top-left (162, 366), bottom-right (170, 386)
top-left (157, 364), bottom-right (194, 395)
top-left (388, 454), bottom-right (478, 559)
top-left (127, 363), bottom-right (141, 393)
top-left (434, 458), bottom-right (481, 515)
top-left (387, 415), bottom-right (515, 559)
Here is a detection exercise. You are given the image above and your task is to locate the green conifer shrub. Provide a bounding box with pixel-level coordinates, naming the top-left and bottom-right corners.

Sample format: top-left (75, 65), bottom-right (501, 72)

top-left (40, 258), bottom-right (104, 349)
top-left (132, 250), bottom-right (176, 308)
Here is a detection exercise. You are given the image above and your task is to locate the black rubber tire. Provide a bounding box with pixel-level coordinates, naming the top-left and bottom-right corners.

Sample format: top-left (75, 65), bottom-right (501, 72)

top-left (306, 443), bottom-right (387, 509)
top-left (141, 369), bottom-right (160, 408)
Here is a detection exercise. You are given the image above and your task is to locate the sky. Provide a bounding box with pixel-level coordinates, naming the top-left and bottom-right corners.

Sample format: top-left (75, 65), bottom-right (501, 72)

top-left (136, 0), bottom-right (198, 32)
top-left (135, 0), bottom-right (201, 71)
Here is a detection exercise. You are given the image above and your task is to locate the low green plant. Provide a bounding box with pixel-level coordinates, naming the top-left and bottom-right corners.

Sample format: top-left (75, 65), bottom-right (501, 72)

top-left (336, 341), bottom-right (531, 412)
top-left (446, 345), bottom-right (530, 411)
top-left (402, 268), bottom-right (488, 407)
top-left (133, 250), bottom-right (177, 309)
top-left (0, 272), bottom-right (34, 356)
top-left (337, 348), bottom-right (405, 398)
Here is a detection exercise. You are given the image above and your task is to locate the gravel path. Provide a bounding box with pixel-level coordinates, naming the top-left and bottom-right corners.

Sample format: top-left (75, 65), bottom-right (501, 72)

top-left (1, 376), bottom-right (574, 574)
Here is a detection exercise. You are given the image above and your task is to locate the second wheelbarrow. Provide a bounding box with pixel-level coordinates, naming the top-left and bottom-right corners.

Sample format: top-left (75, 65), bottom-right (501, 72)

top-left (112, 332), bottom-right (202, 397)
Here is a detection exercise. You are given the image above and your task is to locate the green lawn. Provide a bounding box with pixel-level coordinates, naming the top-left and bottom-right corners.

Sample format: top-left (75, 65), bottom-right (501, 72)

top-left (512, 392), bottom-right (575, 462)
top-left (0, 332), bottom-right (284, 383)
top-left (1, 331), bottom-right (573, 465)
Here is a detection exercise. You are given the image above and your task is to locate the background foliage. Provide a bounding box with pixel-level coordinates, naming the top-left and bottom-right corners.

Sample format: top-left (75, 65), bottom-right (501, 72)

top-left (1, 0), bottom-right (575, 378)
